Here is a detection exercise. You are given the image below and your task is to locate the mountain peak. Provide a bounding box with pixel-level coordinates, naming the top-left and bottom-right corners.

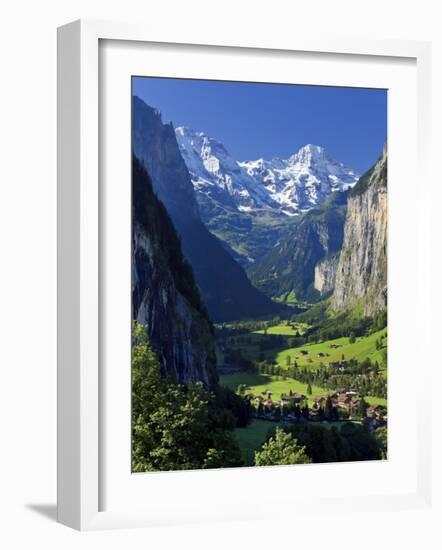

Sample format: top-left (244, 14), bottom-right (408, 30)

top-left (289, 143), bottom-right (331, 166)
top-left (176, 126), bottom-right (204, 138)
top-left (175, 126), bottom-right (360, 216)
top-left (301, 143), bottom-right (325, 152)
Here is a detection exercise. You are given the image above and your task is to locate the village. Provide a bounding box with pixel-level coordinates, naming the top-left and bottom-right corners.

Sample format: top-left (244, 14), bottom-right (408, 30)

top-left (220, 320), bottom-right (388, 459)
top-left (243, 386), bottom-right (387, 429)
top-left (297, 344), bottom-right (352, 370)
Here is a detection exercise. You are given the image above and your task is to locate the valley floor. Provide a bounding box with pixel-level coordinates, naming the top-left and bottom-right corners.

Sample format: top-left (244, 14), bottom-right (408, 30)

top-left (217, 319), bottom-right (388, 464)
top-left (221, 372), bottom-right (387, 408)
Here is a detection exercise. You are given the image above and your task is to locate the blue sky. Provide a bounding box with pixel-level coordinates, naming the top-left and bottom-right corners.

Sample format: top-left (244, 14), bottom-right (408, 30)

top-left (132, 77), bottom-right (387, 173)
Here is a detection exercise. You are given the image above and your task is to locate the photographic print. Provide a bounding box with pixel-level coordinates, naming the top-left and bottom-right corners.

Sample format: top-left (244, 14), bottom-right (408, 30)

top-left (131, 77), bottom-right (387, 472)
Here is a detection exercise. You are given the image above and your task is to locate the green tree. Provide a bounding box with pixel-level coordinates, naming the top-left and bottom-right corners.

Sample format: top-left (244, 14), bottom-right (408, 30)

top-left (307, 383), bottom-right (312, 396)
top-left (349, 333), bottom-right (356, 344)
top-left (324, 395), bottom-right (334, 420)
top-left (132, 322), bottom-right (242, 472)
top-left (255, 428), bottom-right (311, 466)
top-left (374, 426), bottom-right (388, 459)
top-left (357, 396), bottom-right (369, 418)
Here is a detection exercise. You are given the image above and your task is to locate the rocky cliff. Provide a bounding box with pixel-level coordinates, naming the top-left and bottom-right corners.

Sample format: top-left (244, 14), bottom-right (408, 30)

top-left (332, 145), bottom-right (387, 316)
top-left (249, 191), bottom-right (348, 302)
top-left (314, 253), bottom-right (339, 296)
top-left (132, 156), bottom-right (217, 387)
top-left (133, 96), bottom-right (281, 322)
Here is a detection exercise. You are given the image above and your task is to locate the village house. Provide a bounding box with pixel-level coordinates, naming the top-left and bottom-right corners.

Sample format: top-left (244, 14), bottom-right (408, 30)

top-left (328, 359), bottom-right (347, 369)
top-left (366, 404), bottom-right (381, 418)
top-left (313, 396), bottom-right (326, 407)
top-left (282, 393), bottom-right (305, 404)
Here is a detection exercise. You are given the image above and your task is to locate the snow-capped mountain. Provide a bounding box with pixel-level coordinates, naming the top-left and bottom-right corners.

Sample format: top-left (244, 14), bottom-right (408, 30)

top-left (240, 144), bottom-right (359, 215)
top-left (175, 127), bottom-right (276, 212)
top-left (175, 127), bottom-right (360, 216)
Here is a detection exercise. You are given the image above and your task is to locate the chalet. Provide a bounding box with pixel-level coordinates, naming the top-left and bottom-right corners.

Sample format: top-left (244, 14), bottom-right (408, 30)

top-left (338, 395), bottom-right (352, 407)
top-left (313, 396), bottom-right (326, 407)
top-left (366, 404), bottom-right (381, 417)
top-left (282, 393), bottom-right (305, 404)
top-left (328, 360), bottom-right (347, 369)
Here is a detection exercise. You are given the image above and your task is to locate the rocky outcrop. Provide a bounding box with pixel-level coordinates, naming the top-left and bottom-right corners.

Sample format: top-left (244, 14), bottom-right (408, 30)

top-left (332, 145), bottom-right (387, 316)
top-left (249, 191), bottom-right (348, 302)
top-left (314, 253), bottom-right (339, 295)
top-left (132, 156), bottom-right (217, 387)
top-left (132, 96), bottom-right (281, 322)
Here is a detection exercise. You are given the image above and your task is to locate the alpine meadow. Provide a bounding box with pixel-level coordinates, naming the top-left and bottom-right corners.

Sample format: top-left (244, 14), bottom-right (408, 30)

top-left (131, 78), bottom-right (388, 471)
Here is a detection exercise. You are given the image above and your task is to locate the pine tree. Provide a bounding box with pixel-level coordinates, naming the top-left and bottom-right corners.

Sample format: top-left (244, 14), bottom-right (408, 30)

top-left (255, 429), bottom-right (311, 466)
top-left (358, 396), bottom-right (369, 418)
top-left (324, 395), bottom-right (334, 420)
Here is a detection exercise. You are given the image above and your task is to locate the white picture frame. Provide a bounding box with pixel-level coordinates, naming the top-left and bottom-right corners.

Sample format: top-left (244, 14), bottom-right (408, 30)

top-left (57, 19), bottom-right (433, 531)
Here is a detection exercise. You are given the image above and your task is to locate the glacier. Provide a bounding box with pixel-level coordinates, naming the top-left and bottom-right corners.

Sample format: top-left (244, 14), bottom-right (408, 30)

top-left (175, 126), bottom-right (360, 217)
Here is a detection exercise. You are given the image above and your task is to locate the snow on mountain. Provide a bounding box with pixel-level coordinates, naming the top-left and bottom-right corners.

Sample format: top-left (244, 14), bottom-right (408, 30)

top-left (240, 144), bottom-right (360, 215)
top-left (175, 127), bottom-right (360, 216)
top-left (175, 126), bottom-right (275, 212)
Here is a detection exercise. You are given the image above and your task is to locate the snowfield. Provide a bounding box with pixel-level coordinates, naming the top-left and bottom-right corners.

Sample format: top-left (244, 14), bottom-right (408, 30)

top-left (175, 126), bottom-right (360, 216)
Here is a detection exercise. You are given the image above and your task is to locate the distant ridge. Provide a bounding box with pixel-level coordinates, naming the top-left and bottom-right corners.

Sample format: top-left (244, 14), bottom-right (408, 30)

top-left (132, 96), bottom-right (282, 322)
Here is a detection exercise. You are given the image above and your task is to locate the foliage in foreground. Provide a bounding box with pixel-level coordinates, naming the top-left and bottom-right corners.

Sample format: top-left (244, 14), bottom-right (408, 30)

top-left (255, 428), bottom-right (311, 466)
top-left (132, 322), bottom-right (243, 472)
top-left (285, 422), bottom-right (382, 463)
top-left (252, 421), bottom-right (383, 466)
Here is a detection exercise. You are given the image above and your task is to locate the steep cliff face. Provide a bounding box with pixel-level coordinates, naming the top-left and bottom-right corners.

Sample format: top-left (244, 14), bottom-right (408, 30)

top-left (133, 96), bottom-right (280, 322)
top-left (249, 191), bottom-right (348, 302)
top-left (314, 253), bottom-right (339, 296)
top-left (332, 145), bottom-right (387, 316)
top-left (132, 156), bottom-right (217, 387)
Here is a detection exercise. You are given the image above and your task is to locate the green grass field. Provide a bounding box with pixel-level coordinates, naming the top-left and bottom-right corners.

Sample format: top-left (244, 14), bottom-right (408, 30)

top-left (220, 323), bottom-right (387, 408)
top-left (233, 418), bottom-right (367, 466)
top-left (253, 322), bottom-right (309, 336)
top-left (224, 326), bottom-right (386, 375)
top-left (275, 329), bottom-right (387, 371)
top-left (220, 372), bottom-right (387, 407)
top-left (221, 372), bottom-right (324, 404)
top-left (233, 419), bottom-right (275, 465)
